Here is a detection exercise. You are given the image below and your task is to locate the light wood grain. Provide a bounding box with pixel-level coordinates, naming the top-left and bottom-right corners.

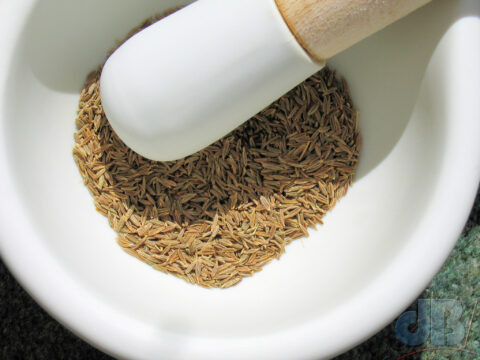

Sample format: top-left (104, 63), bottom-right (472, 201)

top-left (275, 0), bottom-right (432, 61)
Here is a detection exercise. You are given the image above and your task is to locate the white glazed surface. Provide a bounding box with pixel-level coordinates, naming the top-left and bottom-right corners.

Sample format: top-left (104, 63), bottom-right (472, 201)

top-left (0, 1), bottom-right (479, 359)
top-left (101, 0), bottom-right (320, 161)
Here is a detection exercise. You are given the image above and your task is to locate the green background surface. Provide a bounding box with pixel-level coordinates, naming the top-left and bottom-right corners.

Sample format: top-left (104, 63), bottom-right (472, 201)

top-left (1, 189), bottom-right (478, 359)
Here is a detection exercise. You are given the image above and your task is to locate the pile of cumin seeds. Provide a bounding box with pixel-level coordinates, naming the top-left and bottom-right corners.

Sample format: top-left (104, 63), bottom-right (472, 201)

top-left (73, 11), bottom-right (361, 289)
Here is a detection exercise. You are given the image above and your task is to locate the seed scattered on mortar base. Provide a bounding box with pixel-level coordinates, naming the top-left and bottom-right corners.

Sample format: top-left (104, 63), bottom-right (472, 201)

top-left (73, 10), bottom-right (361, 289)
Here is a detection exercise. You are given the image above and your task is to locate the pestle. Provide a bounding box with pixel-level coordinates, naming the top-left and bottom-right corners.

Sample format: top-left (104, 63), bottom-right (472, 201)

top-left (100, 0), bottom-right (432, 161)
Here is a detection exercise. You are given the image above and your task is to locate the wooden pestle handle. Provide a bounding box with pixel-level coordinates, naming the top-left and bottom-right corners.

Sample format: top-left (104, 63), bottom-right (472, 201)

top-left (275, 0), bottom-right (432, 61)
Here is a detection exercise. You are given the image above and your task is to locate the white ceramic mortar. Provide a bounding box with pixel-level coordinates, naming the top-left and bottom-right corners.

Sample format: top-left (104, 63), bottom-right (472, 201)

top-left (0, 0), bottom-right (479, 359)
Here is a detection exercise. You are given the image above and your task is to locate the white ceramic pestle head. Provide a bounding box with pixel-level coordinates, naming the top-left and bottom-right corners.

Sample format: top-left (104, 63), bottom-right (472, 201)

top-left (100, 0), bottom-right (321, 161)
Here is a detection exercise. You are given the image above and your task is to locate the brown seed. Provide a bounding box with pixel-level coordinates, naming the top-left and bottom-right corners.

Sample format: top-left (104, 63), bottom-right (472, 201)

top-left (72, 10), bottom-right (361, 289)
